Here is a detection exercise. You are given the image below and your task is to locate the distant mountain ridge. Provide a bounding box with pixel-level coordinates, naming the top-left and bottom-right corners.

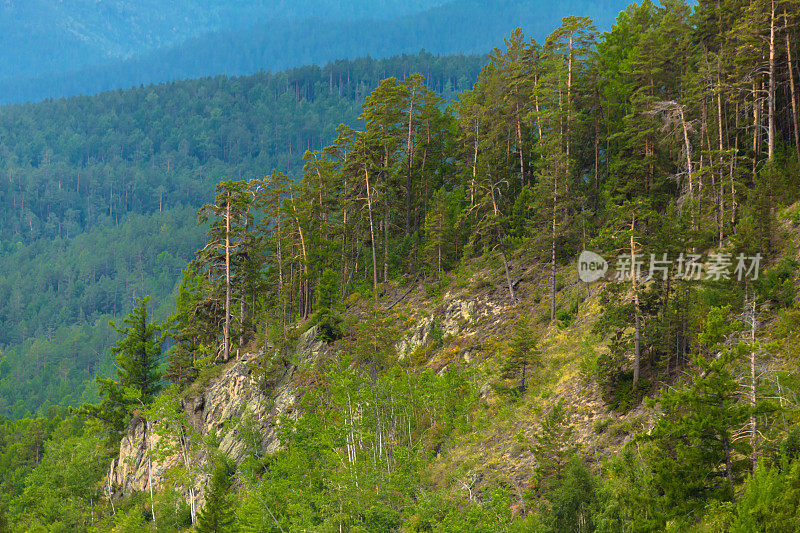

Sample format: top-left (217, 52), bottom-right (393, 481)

top-left (0, 0), bottom-right (450, 82)
top-left (0, 0), bottom-right (630, 104)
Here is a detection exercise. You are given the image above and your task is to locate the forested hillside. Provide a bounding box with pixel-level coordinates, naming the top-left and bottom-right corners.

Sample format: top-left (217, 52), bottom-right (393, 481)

top-left (0, 52), bottom-right (485, 418)
top-left (3, 0), bottom-right (800, 530)
top-left (0, 0), bottom-right (630, 103)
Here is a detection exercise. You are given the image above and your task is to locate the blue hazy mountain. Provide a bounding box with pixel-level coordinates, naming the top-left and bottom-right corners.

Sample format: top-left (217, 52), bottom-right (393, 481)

top-left (1, 0), bottom-right (630, 104)
top-left (0, 0), bottom-right (449, 81)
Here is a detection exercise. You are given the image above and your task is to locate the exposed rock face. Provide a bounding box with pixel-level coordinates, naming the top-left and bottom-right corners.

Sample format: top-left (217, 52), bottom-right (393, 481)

top-left (106, 340), bottom-right (304, 506)
top-left (396, 294), bottom-right (503, 359)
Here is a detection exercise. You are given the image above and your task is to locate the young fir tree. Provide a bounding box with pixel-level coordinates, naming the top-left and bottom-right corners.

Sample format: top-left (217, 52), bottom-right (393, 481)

top-left (531, 399), bottom-right (579, 495)
top-left (75, 296), bottom-right (164, 442)
top-left (501, 316), bottom-right (541, 395)
top-left (110, 296), bottom-right (164, 404)
top-left (164, 267), bottom-right (212, 388)
top-left (196, 460), bottom-right (237, 533)
top-left (644, 306), bottom-right (752, 519)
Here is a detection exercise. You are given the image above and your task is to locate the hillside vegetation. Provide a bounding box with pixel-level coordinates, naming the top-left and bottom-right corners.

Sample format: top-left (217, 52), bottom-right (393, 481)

top-left (0, 52), bottom-right (485, 418)
top-left (3, 0), bottom-right (800, 531)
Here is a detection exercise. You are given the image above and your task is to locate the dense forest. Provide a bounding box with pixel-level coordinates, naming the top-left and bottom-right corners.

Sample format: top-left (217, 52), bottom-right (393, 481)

top-left (3, 0), bottom-right (800, 530)
top-left (0, 52), bottom-right (485, 418)
top-left (0, 0), bottom-right (630, 104)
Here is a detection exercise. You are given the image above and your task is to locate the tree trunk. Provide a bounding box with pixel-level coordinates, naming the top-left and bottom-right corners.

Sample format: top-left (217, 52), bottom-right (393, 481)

top-left (405, 87), bottom-right (416, 235)
top-left (516, 102), bottom-right (525, 185)
top-left (753, 78), bottom-right (761, 181)
top-left (383, 202), bottom-right (389, 283)
top-left (785, 10), bottom-right (800, 164)
top-left (471, 117), bottom-right (479, 206)
top-left (717, 88), bottom-right (725, 244)
top-left (750, 298), bottom-right (758, 472)
top-left (365, 165), bottom-right (379, 303)
top-left (489, 180), bottom-right (518, 304)
top-left (768, 0), bottom-right (776, 161)
top-left (631, 216), bottom-right (641, 386)
top-left (679, 105), bottom-right (695, 232)
top-left (224, 195), bottom-right (231, 362)
top-left (566, 32), bottom-right (574, 161)
top-left (289, 190), bottom-right (310, 319)
top-left (551, 212), bottom-right (557, 322)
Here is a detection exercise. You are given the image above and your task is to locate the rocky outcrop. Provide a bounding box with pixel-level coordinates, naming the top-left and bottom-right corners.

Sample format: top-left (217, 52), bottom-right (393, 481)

top-left (106, 334), bottom-right (312, 505)
top-left (396, 294), bottom-right (505, 359)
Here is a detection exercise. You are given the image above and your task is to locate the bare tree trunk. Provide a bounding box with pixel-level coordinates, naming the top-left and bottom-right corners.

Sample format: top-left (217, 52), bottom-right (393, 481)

top-left (489, 180), bottom-right (518, 304)
top-left (732, 102), bottom-right (739, 222)
top-left (516, 102), bottom-right (525, 185)
top-left (383, 203), bottom-right (389, 283)
top-left (753, 78), bottom-right (761, 181)
top-left (405, 87), bottom-right (416, 235)
top-left (631, 216), bottom-right (641, 386)
top-left (786, 10), bottom-right (800, 164)
top-left (717, 88), bottom-right (725, 244)
top-left (750, 298), bottom-right (758, 472)
top-left (224, 195), bottom-right (231, 362)
top-left (678, 106), bottom-right (695, 231)
top-left (276, 217), bottom-right (286, 334)
top-left (768, 0), bottom-right (776, 161)
top-left (289, 190), bottom-right (310, 319)
top-left (146, 421), bottom-right (156, 524)
top-left (566, 32), bottom-right (574, 160)
top-left (365, 165), bottom-right (379, 303)
top-left (471, 117), bottom-right (479, 206)
top-left (551, 210), bottom-right (557, 321)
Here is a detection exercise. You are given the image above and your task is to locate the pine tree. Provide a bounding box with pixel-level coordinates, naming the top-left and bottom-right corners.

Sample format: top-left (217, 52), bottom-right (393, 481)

top-left (197, 180), bottom-right (254, 361)
top-left (75, 296), bottom-right (164, 442)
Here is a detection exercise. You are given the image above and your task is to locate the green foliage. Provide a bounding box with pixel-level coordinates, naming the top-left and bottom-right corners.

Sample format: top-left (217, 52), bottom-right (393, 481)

top-left (197, 459), bottom-right (237, 533)
top-left (9, 424), bottom-right (107, 531)
top-left (595, 333), bottom-right (639, 412)
top-left (530, 399), bottom-right (579, 496)
top-left (75, 297), bottom-right (164, 445)
top-left (111, 296), bottom-right (164, 403)
top-left (643, 343), bottom-right (752, 522)
top-left (501, 316), bottom-right (542, 396)
top-left (5, 2), bottom-right (800, 530)
top-left (546, 456), bottom-right (598, 533)
top-left (755, 258), bottom-right (797, 309)
top-left (313, 268), bottom-right (343, 341)
top-left (728, 458), bottom-right (800, 532)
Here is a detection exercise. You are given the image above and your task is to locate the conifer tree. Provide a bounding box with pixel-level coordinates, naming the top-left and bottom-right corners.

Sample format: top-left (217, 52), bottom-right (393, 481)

top-left (110, 296), bottom-right (164, 403)
top-left (502, 316), bottom-right (541, 394)
top-left (196, 461), bottom-right (236, 533)
top-left (197, 180), bottom-right (254, 361)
